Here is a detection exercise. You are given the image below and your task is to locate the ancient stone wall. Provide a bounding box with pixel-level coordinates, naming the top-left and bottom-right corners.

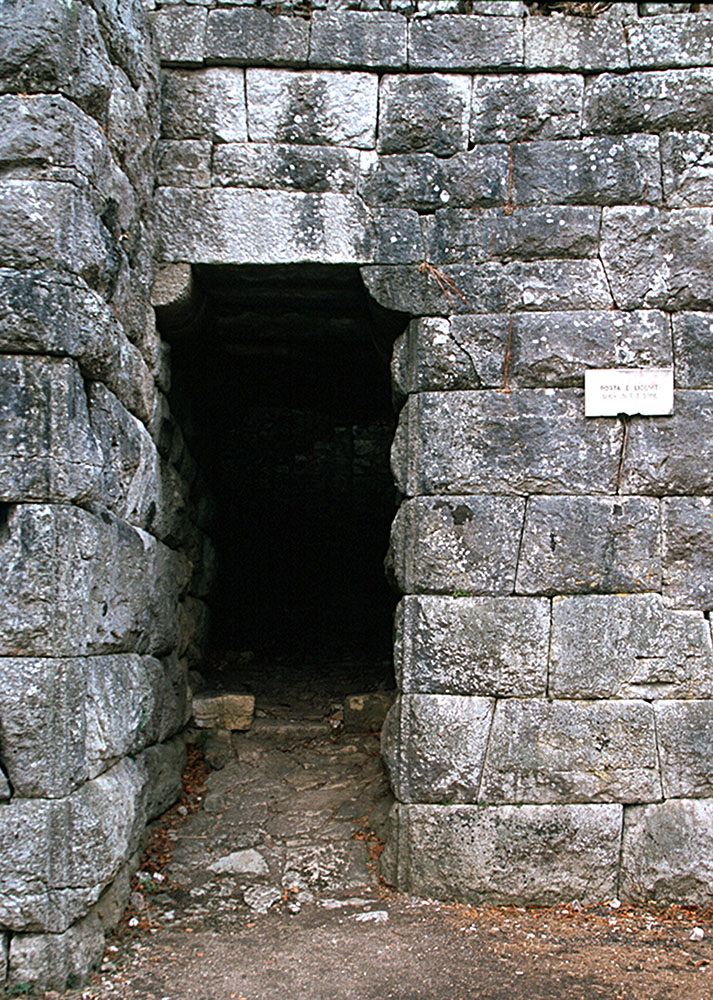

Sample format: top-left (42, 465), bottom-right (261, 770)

top-left (5, 0), bottom-right (713, 989)
top-left (0, 0), bottom-right (214, 989)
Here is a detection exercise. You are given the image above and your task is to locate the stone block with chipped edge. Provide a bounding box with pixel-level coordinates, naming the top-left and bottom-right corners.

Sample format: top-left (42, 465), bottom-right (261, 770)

top-left (394, 595), bottom-right (549, 698)
top-left (310, 11), bottom-right (407, 70)
top-left (161, 68), bottom-right (247, 141)
top-left (470, 73), bottom-right (582, 143)
top-left (378, 74), bottom-right (471, 155)
top-left (583, 68), bottom-right (713, 135)
top-left (409, 15), bottom-right (523, 71)
top-left (385, 496), bottom-right (526, 596)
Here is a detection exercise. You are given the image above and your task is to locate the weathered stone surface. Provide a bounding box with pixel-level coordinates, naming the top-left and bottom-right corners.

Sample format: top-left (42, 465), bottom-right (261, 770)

top-left (661, 131), bottom-right (713, 208)
top-left (662, 497), bottom-right (713, 610)
top-left (89, 382), bottom-right (189, 542)
top-left (550, 593), bottom-right (713, 700)
top-left (136, 736), bottom-right (186, 820)
top-left (178, 595), bottom-right (210, 668)
top-left (391, 311), bottom-right (671, 396)
top-left (392, 390), bottom-right (622, 497)
top-left (409, 15), bottom-right (523, 70)
top-left (627, 14), bottom-right (713, 69)
top-left (247, 69), bottom-right (377, 148)
top-left (0, 931), bottom-right (7, 983)
top-left (656, 700), bottom-right (713, 798)
top-left (480, 698), bottom-right (660, 805)
top-left (583, 69), bottom-right (713, 134)
top-left (386, 496), bottom-right (526, 595)
top-left (470, 73), bottom-right (582, 143)
top-left (359, 146), bottom-right (509, 210)
top-left (516, 496), bottom-right (661, 596)
top-left (8, 912), bottom-right (104, 993)
top-left (513, 135), bottom-right (661, 206)
top-left (0, 759), bottom-right (146, 932)
top-left (673, 313), bottom-right (713, 387)
top-left (362, 260), bottom-right (612, 315)
top-left (208, 849), bottom-right (269, 876)
top-left (192, 690), bottom-right (255, 731)
top-left (381, 694), bottom-right (494, 803)
top-left (155, 188), bottom-right (421, 265)
top-left (394, 595), bottom-right (549, 697)
top-left (105, 64), bottom-right (156, 210)
top-left (525, 10), bottom-right (628, 70)
top-left (377, 74), bottom-right (471, 155)
top-left (205, 8), bottom-right (308, 66)
top-left (310, 11), bottom-right (407, 69)
top-left (161, 68), bottom-right (247, 141)
top-left (428, 206), bottom-right (601, 264)
top-left (601, 207), bottom-right (713, 311)
top-left (0, 356), bottom-right (103, 504)
top-left (620, 799), bottom-right (713, 906)
top-left (0, 504), bottom-right (189, 657)
top-left (386, 802), bottom-right (622, 905)
top-left (621, 392), bottom-right (713, 495)
top-left (0, 654), bottom-right (185, 798)
top-left (156, 139), bottom-right (211, 187)
top-left (213, 142), bottom-right (359, 193)
top-left (0, 0), bottom-right (112, 122)
top-left (0, 181), bottom-right (118, 296)
top-left (151, 6), bottom-right (206, 65)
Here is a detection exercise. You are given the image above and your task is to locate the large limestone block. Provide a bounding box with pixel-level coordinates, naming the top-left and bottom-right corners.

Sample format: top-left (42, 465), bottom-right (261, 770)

top-left (205, 8), bottom-right (308, 66)
top-left (673, 314), bottom-right (713, 388)
top-left (662, 497), bottom-right (713, 609)
top-left (394, 595), bottom-right (549, 697)
top-left (192, 690), bottom-right (255, 731)
top-left (627, 14), bottom-right (713, 70)
top-left (391, 310), bottom-right (671, 396)
top-left (8, 911), bottom-right (104, 994)
top-left (0, 0), bottom-right (112, 122)
top-left (0, 759), bottom-right (146, 933)
top-left (89, 382), bottom-right (188, 543)
top-left (359, 146), bottom-right (509, 211)
top-left (525, 10), bottom-right (628, 70)
top-left (136, 736), bottom-right (186, 821)
top-left (513, 135), bottom-right (661, 207)
top-left (0, 356), bottom-right (103, 504)
top-left (480, 699), bottom-right (661, 805)
top-left (0, 653), bottom-right (186, 798)
top-left (470, 73), bottom-right (582, 143)
top-left (386, 496), bottom-right (525, 595)
top-left (620, 799), bottom-right (713, 906)
top-left (655, 701), bottom-right (713, 798)
top-left (361, 259), bottom-right (612, 315)
top-left (161, 68), bottom-right (247, 141)
top-left (381, 694), bottom-right (494, 803)
top-left (310, 11), bottom-right (407, 70)
top-left (409, 15), bottom-right (523, 71)
top-left (550, 593), bottom-right (713, 700)
top-left (621, 392), bottom-right (713, 495)
top-left (601, 207), bottom-right (713, 311)
top-left (385, 802), bottom-right (622, 905)
top-left (427, 206), bottom-right (601, 264)
top-left (151, 6), bottom-right (206, 65)
top-left (378, 74), bottom-right (471, 155)
top-left (516, 495), bottom-right (661, 596)
top-left (660, 132), bottom-right (713, 208)
top-left (583, 69), bottom-right (713, 134)
top-left (213, 142), bottom-right (359, 194)
top-left (0, 269), bottom-right (156, 425)
top-left (156, 139), bottom-right (211, 188)
top-left (0, 181), bottom-right (117, 296)
top-left (0, 504), bottom-right (189, 657)
top-left (246, 69), bottom-right (377, 148)
top-left (391, 390), bottom-right (622, 497)
top-left (155, 188), bottom-right (421, 265)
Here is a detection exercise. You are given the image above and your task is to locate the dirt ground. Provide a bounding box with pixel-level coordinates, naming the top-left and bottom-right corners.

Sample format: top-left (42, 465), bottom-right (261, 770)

top-left (30, 666), bottom-right (713, 1000)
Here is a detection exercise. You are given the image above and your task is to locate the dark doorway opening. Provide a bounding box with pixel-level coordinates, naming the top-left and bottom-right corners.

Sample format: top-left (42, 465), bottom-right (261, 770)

top-left (166, 264), bottom-right (408, 700)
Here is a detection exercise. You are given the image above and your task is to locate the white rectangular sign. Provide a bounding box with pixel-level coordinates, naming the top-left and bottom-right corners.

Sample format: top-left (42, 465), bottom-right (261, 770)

top-left (584, 368), bottom-right (674, 417)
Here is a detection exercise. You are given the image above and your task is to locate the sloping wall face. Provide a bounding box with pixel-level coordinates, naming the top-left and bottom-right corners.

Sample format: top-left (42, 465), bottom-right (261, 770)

top-left (0, 0), bottom-right (214, 990)
top-left (4, 0), bottom-right (713, 988)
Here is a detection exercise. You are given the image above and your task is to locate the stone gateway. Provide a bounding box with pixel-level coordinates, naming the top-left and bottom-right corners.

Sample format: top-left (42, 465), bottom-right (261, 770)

top-left (2, 0), bottom-right (713, 989)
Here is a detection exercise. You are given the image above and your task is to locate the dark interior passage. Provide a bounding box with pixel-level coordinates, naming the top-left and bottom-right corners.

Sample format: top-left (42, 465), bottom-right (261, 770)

top-left (166, 264), bottom-right (408, 692)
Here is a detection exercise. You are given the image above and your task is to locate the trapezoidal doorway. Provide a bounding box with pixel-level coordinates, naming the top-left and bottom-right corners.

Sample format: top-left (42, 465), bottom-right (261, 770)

top-left (163, 263), bottom-right (408, 711)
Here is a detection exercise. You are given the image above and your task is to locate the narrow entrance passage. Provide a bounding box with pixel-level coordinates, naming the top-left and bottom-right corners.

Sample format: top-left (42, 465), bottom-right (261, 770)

top-left (166, 264), bottom-right (408, 703)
